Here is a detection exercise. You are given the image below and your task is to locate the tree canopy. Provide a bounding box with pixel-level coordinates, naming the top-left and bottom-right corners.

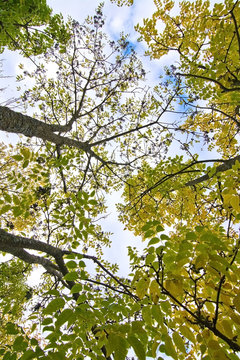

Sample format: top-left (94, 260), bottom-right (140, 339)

top-left (0, 0), bottom-right (69, 56)
top-left (0, 0), bottom-right (240, 359)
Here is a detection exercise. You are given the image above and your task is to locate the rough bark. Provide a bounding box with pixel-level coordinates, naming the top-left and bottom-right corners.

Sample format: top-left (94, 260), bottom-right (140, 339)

top-left (0, 105), bottom-right (90, 150)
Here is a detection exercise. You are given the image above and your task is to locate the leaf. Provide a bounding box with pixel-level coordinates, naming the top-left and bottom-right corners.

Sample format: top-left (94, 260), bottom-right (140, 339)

top-left (164, 334), bottom-right (177, 359)
top-left (13, 336), bottom-right (27, 351)
top-left (151, 305), bottom-right (163, 325)
top-left (12, 155), bottom-right (23, 161)
top-left (20, 148), bottom-right (31, 160)
top-left (144, 229), bottom-right (155, 238)
top-left (44, 298), bottom-right (65, 315)
top-left (19, 350), bottom-right (36, 360)
top-left (66, 260), bottom-right (77, 269)
top-left (6, 322), bottom-right (18, 335)
top-left (148, 237), bottom-right (160, 245)
top-left (149, 280), bottom-right (160, 304)
top-left (0, 205), bottom-right (11, 215)
top-left (107, 334), bottom-right (128, 360)
top-left (233, 294), bottom-right (240, 313)
top-left (70, 284), bottom-right (82, 294)
top-left (136, 278), bottom-right (149, 299)
top-left (179, 325), bottom-right (195, 344)
top-left (185, 231), bottom-right (197, 240)
top-left (64, 271), bottom-right (78, 281)
top-left (156, 224), bottom-right (164, 232)
top-left (55, 309), bottom-right (74, 328)
top-left (172, 332), bottom-right (186, 353)
top-left (142, 306), bottom-right (152, 326)
top-left (160, 234), bottom-right (169, 240)
top-left (127, 335), bottom-right (146, 360)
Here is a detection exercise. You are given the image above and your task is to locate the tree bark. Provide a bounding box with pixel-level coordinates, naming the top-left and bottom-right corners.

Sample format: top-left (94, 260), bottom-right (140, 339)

top-left (185, 154), bottom-right (240, 187)
top-left (0, 105), bottom-right (90, 151)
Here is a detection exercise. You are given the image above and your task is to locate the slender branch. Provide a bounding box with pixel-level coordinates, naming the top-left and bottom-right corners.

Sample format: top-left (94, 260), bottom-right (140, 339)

top-left (157, 280), bottom-right (240, 352)
top-left (230, 2), bottom-right (240, 60)
top-left (65, 251), bottom-right (138, 300)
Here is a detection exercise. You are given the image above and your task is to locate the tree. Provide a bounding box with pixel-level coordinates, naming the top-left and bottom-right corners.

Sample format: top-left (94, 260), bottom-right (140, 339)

top-left (1, 0), bottom-right (240, 359)
top-left (0, 4), bottom-right (174, 360)
top-left (0, 0), bottom-right (69, 56)
top-left (117, 0), bottom-right (240, 358)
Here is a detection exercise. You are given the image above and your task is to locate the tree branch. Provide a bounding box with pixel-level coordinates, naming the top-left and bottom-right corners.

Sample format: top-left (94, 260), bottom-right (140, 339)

top-left (177, 72), bottom-right (240, 92)
top-left (185, 154), bottom-right (240, 186)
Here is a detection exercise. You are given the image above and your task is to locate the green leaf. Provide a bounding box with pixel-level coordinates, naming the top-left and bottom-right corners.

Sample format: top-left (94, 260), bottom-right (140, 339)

top-left (179, 325), bottom-right (195, 344)
top-left (70, 284), bottom-right (82, 294)
top-left (13, 336), bottom-right (27, 351)
top-left (127, 335), bottom-right (146, 360)
top-left (145, 253), bottom-right (155, 265)
top-left (64, 271), bottom-right (78, 281)
top-left (151, 305), bottom-right (163, 325)
top-left (12, 155), bottom-right (23, 161)
top-left (13, 206), bottom-right (23, 217)
top-left (66, 260), bottom-right (77, 269)
top-left (56, 309), bottom-right (74, 328)
top-left (172, 332), bottom-right (186, 353)
top-left (160, 234), bottom-right (169, 240)
top-left (42, 318), bottom-right (52, 325)
top-left (144, 229), bottom-right (155, 238)
top-left (22, 160), bottom-right (29, 168)
top-left (185, 231), bottom-right (197, 240)
top-left (3, 193), bottom-right (12, 203)
top-left (107, 334), bottom-right (128, 360)
top-left (6, 322), bottom-right (18, 335)
top-left (148, 237), bottom-right (160, 245)
top-left (141, 222), bottom-right (152, 231)
top-left (142, 306), bottom-right (152, 326)
top-left (156, 224), bottom-right (164, 232)
top-left (0, 205), bottom-right (11, 215)
top-left (44, 298), bottom-right (65, 315)
top-left (19, 350), bottom-right (36, 360)
top-left (164, 334), bottom-right (177, 359)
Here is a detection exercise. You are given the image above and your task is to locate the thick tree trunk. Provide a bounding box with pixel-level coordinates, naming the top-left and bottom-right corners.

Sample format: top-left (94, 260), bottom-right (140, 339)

top-left (0, 105), bottom-right (89, 151)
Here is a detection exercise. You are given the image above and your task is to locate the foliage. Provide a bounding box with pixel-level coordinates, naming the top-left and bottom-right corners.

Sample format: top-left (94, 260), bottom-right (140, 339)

top-left (136, 0), bottom-right (240, 157)
top-left (0, 258), bottom-right (32, 348)
top-left (118, 0), bottom-right (240, 358)
top-left (0, 0), bottom-right (70, 56)
top-left (0, 1), bottom-right (240, 360)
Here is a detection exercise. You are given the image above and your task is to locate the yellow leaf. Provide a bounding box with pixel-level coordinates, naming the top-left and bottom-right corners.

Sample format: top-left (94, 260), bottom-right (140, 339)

top-left (149, 280), bottom-right (160, 304)
top-left (230, 195), bottom-right (240, 212)
top-left (172, 332), bottom-right (186, 353)
top-left (230, 312), bottom-right (240, 326)
top-left (179, 325), bottom-right (195, 344)
top-left (195, 253), bottom-right (208, 269)
top-left (165, 279), bottom-right (183, 297)
top-left (233, 294), bottom-right (240, 313)
top-left (136, 278), bottom-right (150, 299)
top-left (164, 334), bottom-right (177, 359)
top-left (217, 319), bottom-right (233, 338)
top-left (208, 339), bottom-right (220, 350)
top-left (213, 349), bottom-right (229, 360)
